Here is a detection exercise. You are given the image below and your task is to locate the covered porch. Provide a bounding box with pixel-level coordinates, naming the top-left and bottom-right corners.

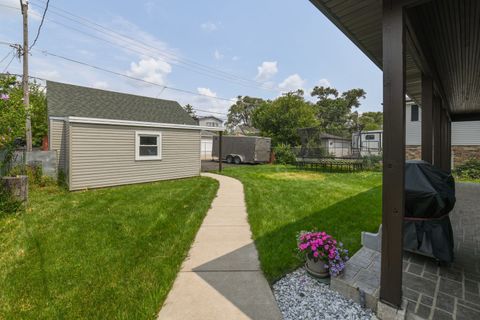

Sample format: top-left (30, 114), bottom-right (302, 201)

top-left (310, 0), bottom-right (480, 318)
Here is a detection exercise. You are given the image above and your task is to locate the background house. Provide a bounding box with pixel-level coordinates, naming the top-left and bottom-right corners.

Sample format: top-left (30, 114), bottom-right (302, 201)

top-left (405, 102), bottom-right (480, 167)
top-left (353, 101), bottom-right (480, 167)
top-left (48, 81), bottom-right (222, 190)
top-left (197, 116), bottom-right (224, 160)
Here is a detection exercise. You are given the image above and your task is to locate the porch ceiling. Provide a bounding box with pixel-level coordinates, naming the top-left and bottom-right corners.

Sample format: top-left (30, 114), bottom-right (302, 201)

top-left (310, 0), bottom-right (480, 116)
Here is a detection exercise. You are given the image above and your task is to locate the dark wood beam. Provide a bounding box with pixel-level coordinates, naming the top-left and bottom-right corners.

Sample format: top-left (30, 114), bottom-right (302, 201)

top-left (403, 0), bottom-right (432, 7)
top-left (380, 0), bottom-right (406, 308)
top-left (404, 13), bottom-right (448, 106)
top-left (433, 97), bottom-right (442, 168)
top-left (446, 116), bottom-right (452, 172)
top-left (451, 113), bottom-right (480, 122)
top-left (421, 74), bottom-right (433, 163)
top-left (439, 108), bottom-right (447, 171)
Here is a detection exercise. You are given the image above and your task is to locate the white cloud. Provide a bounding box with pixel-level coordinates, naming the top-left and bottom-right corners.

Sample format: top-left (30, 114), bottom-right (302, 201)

top-left (190, 87), bottom-right (234, 117)
top-left (316, 78), bottom-right (331, 88)
top-left (255, 61), bottom-right (278, 81)
top-left (126, 57), bottom-right (172, 86)
top-left (93, 81), bottom-right (109, 89)
top-left (197, 87), bottom-right (217, 98)
top-left (278, 74), bottom-right (306, 93)
top-left (201, 21), bottom-right (218, 32)
top-left (232, 56), bottom-right (239, 61)
top-left (213, 49), bottom-right (224, 60)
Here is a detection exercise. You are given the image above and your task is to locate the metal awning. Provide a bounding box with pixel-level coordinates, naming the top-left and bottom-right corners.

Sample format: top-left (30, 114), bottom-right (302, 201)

top-left (310, 0), bottom-right (480, 117)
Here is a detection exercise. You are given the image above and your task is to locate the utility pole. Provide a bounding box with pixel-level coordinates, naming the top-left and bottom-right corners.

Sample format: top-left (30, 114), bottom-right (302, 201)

top-left (20, 0), bottom-right (32, 152)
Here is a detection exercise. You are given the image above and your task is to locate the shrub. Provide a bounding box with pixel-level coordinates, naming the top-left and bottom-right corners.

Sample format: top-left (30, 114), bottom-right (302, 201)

top-left (454, 158), bottom-right (480, 180)
top-left (273, 144), bottom-right (296, 165)
top-left (362, 154), bottom-right (382, 171)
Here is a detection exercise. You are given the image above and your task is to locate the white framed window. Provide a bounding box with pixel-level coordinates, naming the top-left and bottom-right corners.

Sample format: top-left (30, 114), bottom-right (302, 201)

top-left (135, 131), bottom-right (162, 161)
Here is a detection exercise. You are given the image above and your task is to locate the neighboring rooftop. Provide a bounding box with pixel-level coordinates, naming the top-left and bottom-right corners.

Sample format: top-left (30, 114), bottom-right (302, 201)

top-left (198, 115), bottom-right (224, 122)
top-left (47, 81), bottom-right (197, 125)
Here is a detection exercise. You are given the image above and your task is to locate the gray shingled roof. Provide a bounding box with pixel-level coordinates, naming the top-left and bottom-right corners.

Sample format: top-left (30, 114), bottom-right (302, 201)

top-left (47, 81), bottom-right (197, 125)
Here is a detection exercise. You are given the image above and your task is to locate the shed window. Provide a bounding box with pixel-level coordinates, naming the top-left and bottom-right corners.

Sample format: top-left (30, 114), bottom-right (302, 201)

top-left (411, 105), bottom-right (419, 122)
top-left (365, 134), bottom-right (376, 140)
top-left (135, 131), bottom-right (162, 160)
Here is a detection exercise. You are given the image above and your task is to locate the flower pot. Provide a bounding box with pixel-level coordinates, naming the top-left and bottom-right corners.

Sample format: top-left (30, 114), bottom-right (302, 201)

top-left (305, 254), bottom-right (330, 279)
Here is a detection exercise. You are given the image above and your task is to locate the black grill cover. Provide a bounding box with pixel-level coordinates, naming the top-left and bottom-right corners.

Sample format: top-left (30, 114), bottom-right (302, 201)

top-left (403, 160), bottom-right (456, 263)
top-left (405, 160), bottom-right (456, 218)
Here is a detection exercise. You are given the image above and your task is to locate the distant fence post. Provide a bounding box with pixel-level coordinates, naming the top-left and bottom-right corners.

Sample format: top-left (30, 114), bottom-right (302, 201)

top-left (218, 131), bottom-right (223, 172)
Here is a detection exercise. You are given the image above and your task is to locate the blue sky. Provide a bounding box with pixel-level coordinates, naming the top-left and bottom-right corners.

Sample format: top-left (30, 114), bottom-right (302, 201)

top-left (0, 0), bottom-right (382, 119)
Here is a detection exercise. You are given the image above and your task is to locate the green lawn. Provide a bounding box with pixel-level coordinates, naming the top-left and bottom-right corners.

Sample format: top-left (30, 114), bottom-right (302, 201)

top-left (0, 177), bottom-right (218, 319)
top-left (220, 165), bottom-right (382, 283)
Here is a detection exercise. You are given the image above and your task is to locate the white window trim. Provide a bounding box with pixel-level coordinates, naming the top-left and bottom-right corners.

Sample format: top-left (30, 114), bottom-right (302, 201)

top-left (135, 131), bottom-right (162, 161)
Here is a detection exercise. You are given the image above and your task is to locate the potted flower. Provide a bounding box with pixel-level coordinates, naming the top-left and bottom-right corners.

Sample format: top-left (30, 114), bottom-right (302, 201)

top-left (298, 231), bottom-right (349, 278)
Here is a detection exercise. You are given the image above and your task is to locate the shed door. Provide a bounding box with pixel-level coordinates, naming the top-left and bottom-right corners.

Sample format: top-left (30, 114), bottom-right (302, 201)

top-left (201, 138), bottom-right (213, 160)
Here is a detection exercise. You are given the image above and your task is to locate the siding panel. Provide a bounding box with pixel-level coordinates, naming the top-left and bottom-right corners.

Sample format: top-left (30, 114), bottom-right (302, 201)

top-left (405, 105), bottom-right (480, 146)
top-left (49, 119), bottom-right (69, 173)
top-left (69, 123), bottom-right (201, 190)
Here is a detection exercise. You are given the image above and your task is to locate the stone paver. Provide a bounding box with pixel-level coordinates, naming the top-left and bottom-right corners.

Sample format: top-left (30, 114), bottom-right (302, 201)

top-left (331, 183), bottom-right (480, 320)
top-left (158, 173), bottom-right (281, 320)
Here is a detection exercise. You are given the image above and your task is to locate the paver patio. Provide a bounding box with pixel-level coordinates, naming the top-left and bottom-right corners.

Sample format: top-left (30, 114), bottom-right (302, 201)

top-left (157, 173), bottom-right (281, 320)
top-left (331, 183), bottom-right (480, 319)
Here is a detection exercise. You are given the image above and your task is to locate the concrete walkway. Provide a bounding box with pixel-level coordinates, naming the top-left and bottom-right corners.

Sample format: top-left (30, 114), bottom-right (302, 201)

top-left (158, 173), bottom-right (281, 320)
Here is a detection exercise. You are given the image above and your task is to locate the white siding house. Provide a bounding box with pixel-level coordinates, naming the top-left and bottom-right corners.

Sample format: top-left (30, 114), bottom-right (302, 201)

top-left (357, 102), bottom-right (480, 166)
top-left (406, 102), bottom-right (480, 166)
top-left (405, 102), bottom-right (480, 147)
top-left (197, 116), bottom-right (224, 160)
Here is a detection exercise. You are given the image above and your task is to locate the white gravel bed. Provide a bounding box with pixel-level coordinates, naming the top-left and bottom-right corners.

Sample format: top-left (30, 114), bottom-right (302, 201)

top-left (273, 268), bottom-right (377, 320)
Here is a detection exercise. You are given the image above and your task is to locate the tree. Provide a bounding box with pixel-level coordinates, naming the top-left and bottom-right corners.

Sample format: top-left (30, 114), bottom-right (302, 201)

top-left (252, 90), bottom-right (318, 146)
top-left (183, 104), bottom-right (197, 120)
top-left (226, 96), bottom-right (264, 134)
top-left (311, 86), bottom-right (366, 134)
top-left (0, 74), bottom-right (47, 149)
top-left (357, 111), bottom-right (383, 131)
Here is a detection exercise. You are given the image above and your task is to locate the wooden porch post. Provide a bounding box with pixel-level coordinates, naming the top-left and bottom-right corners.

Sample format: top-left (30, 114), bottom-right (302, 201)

top-left (446, 116), bottom-right (452, 172)
top-left (433, 97), bottom-right (442, 168)
top-left (380, 0), bottom-right (406, 308)
top-left (440, 110), bottom-right (451, 172)
top-left (421, 74), bottom-right (433, 163)
top-left (432, 96), bottom-right (442, 168)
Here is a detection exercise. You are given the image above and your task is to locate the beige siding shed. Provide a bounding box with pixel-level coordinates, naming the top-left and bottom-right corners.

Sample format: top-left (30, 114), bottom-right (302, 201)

top-left (67, 121), bottom-right (202, 191)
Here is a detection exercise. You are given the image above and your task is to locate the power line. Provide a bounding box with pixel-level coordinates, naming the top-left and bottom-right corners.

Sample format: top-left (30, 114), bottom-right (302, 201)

top-left (2, 53), bottom-right (16, 73)
top-left (0, 3), bottom-right (17, 11)
top-left (1, 71), bottom-right (229, 116)
top-left (0, 50), bottom-right (12, 64)
top-left (30, 0), bottom-right (50, 49)
top-left (37, 49), bottom-right (237, 103)
top-left (32, 0), bottom-right (267, 86)
top-left (29, 0), bottom-right (275, 92)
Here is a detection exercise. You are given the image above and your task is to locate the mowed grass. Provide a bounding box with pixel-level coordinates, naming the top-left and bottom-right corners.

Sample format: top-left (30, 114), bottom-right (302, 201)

top-left (0, 177), bottom-right (218, 319)
top-left (220, 165), bottom-right (382, 283)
